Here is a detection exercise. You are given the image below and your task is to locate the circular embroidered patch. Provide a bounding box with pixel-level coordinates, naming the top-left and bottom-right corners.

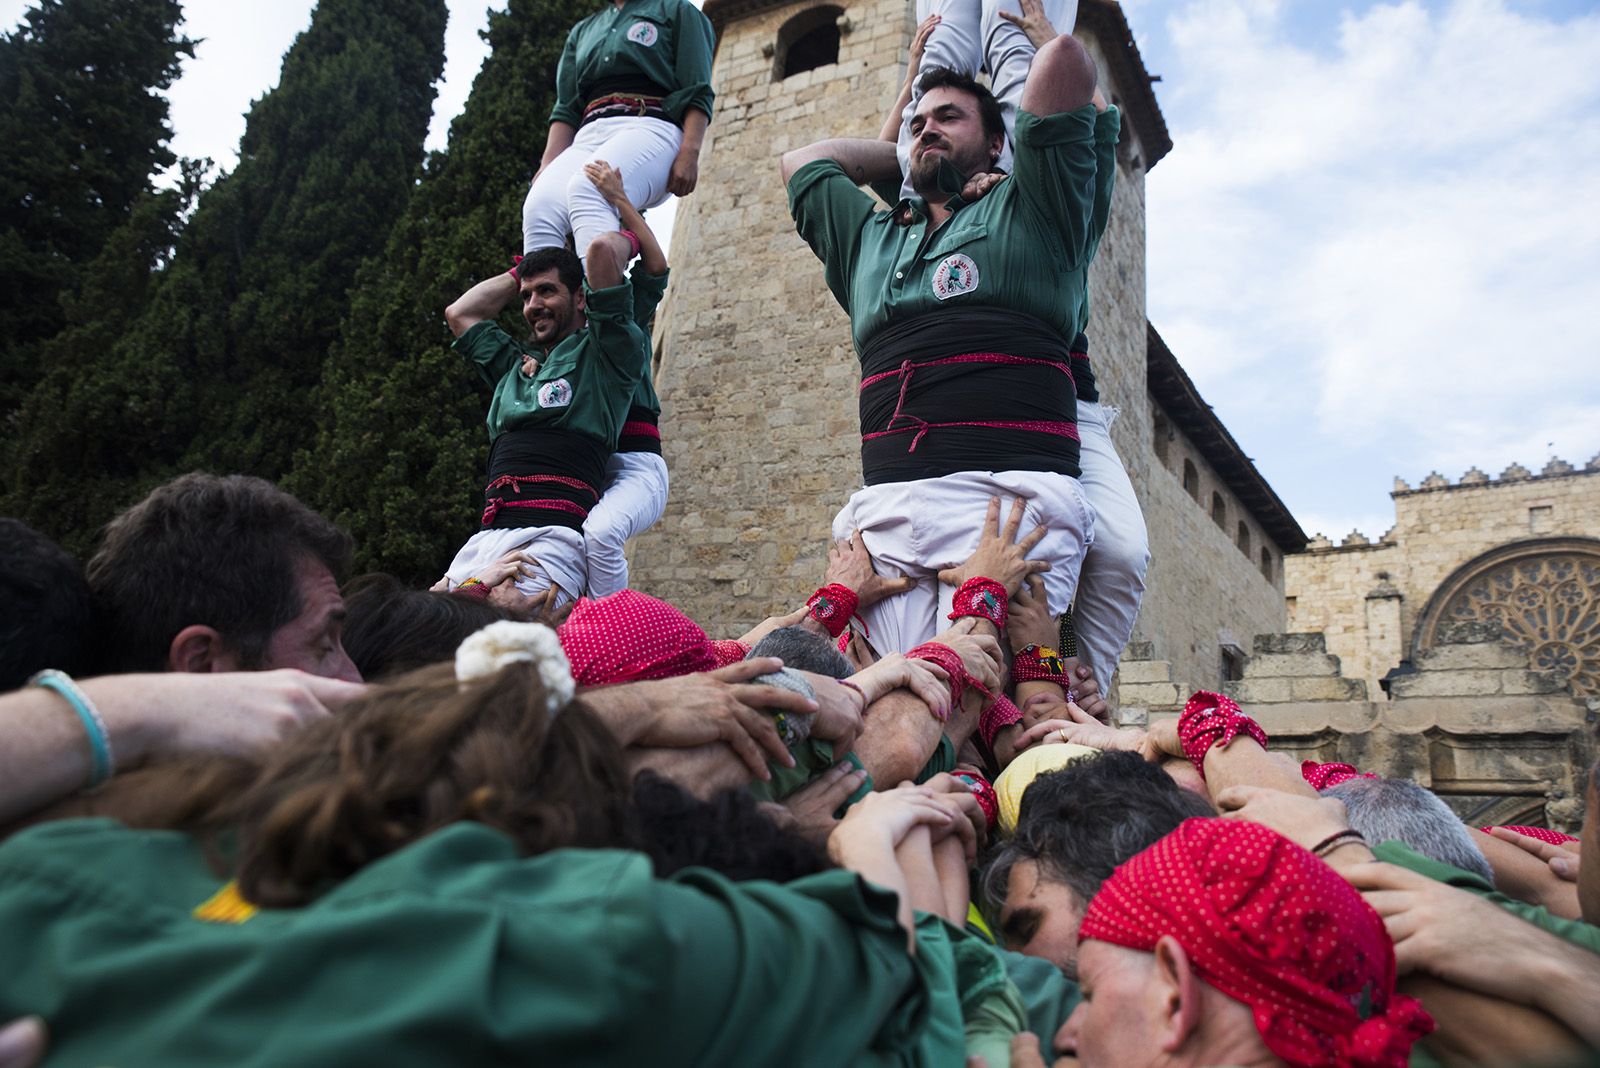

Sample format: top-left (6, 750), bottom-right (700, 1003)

top-left (537, 378), bottom-right (573, 408)
top-left (627, 20), bottom-right (658, 46)
top-left (932, 253), bottom-right (979, 300)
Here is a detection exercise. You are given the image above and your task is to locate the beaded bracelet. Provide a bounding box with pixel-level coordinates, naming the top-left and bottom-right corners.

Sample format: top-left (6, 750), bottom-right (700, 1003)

top-left (1012, 644), bottom-right (1067, 689)
top-left (806, 583), bottom-right (859, 639)
top-left (948, 577), bottom-right (1008, 629)
top-left (30, 669), bottom-right (115, 787)
top-left (1177, 690), bottom-right (1268, 781)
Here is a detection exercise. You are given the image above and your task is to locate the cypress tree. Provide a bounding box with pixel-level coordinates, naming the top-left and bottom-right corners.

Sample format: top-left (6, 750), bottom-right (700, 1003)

top-left (0, 0), bottom-right (193, 414)
top-left (1, 0), bottom-right (447, 548)
top-left (288, 0), bottom-right (596, 583)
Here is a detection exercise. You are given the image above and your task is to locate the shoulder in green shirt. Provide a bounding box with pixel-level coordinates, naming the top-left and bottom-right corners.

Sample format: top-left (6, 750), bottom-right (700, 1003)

top-left (550, 0), bottom-right (715, 128)
top-left (0, 818), bottom-right (1004, 1068)
top-left (788, 106), bottom-right (1115, 356)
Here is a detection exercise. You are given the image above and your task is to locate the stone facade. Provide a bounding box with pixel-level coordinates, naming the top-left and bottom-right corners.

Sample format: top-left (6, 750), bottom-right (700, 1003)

top-left (1117, 628), bottom-right (1597, 831)
top-left (1285, 457), bottom-right (1600, 699)
top-left (630, 0), bottom-right (1300, 693)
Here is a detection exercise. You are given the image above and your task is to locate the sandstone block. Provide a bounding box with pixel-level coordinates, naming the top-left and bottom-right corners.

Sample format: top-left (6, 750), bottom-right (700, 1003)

top-left (1242, 652), bottom-right (1344, 678)
top-left (1500, 669), bottom-right (1566, 696)
top-left (1289, 676), bottom-right (1368, 702)
top-left (1117, 659), bottom-right (1174, 685)
top-left (1416, 641), bottom-right (1528, 671)
top-left (1253, 633), bottom-right (1327, 655)
top-left (1118, 681), bottom-right (1182, 708)
top-left (1224, 677), bottom-right (1293, 704)
top-left (1389, 668), bottom-right (1504, 699)
top-left (1123, 641), bottom-right (1156, 660)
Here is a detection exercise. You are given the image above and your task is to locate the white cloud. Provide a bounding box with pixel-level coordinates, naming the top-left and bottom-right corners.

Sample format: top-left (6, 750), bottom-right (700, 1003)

top-left (1147, 0), bottom-right (1600, 536)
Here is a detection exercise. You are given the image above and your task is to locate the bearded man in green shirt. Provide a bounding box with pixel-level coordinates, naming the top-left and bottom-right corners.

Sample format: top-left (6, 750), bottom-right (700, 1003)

top-left (780, 34), bottom-right (1115, 657)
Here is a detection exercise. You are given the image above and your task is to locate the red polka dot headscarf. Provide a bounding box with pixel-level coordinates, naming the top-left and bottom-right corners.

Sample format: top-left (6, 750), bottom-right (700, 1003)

top-left (557, 590), bottom-right (742, 685)
top-left (1079, 818), bottom-right (1434, 1068)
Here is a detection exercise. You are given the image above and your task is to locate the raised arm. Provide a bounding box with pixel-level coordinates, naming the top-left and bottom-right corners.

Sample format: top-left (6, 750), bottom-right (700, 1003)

top-left (1018, 30), bottom-right (1097, 117)
top-left (444, 270), bottom-right (519, 337)
top-left (877, 14), bottom-right (941, 143)
top-left (780, 138), bottom-right (901, 186)
top-left (583, 160), bottom-right (667, 276)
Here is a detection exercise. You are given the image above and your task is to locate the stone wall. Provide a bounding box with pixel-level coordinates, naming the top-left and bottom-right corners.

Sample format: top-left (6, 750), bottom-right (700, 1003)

top-left (1286, 458), bottom-right (1600, 698)
top-left (1117, 626), bottom-right (1597, 831)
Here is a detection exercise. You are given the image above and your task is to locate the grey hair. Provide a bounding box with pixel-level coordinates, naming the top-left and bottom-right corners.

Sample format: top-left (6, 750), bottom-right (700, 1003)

top-left (1326, 777), bottom-right (1494, 884)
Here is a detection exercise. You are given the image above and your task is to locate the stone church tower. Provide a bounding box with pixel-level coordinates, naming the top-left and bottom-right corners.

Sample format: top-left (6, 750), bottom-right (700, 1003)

top-left (631, 0), bottom-right (1306, 692)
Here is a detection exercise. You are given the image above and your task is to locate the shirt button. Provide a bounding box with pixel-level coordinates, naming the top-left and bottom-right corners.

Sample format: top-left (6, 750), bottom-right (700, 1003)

top-left (911, 233), bottom-right (920, 240)
top-left (895, 271), bottom-right (904, 279)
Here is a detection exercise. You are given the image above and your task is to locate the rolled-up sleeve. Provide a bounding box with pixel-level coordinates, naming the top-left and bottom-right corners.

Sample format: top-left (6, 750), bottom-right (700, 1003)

top-left (662, 1), bottom-right (715, 123)
top-left (1011, 105), bottom-right (1101, 268)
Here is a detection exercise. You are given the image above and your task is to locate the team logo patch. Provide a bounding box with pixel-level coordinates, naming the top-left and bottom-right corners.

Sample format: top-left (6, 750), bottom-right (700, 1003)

top-left (627, 20), bottom-right (658, 45)
top-left (931, 254), bottom-right (980, 300)
top-left (538, 378), bottom-right (573, 409)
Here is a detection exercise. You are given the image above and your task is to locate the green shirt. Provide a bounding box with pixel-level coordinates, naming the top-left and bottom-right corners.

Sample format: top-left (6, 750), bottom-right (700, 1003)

top-left (0, 818), bottom-right (1006, 1067)
top-left (788, 106), bottom-right (1118, 356)
top-left (549, 0), bottom-right (715, 128)
top-left (454, 278), bottom-right (647, 445)
top-left (1372, 839), bottom-right (1600, 954)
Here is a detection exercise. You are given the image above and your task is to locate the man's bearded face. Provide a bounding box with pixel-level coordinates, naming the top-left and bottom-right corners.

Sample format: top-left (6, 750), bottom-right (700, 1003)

top-left (909, 86), bottom-right (1000, 196)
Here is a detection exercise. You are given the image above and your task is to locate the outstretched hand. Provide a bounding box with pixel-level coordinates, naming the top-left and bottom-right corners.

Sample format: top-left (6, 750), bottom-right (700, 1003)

top-left (583, 159), bottom-right (628, 208)
top-left (908, 12), bottom-right (941, 71)
top-left (997, 0), bottom-right (1058, 50)
top-left (825, 530), bottom-right (915, 609)
top-left (938, 497), bottom-right (1050, 598)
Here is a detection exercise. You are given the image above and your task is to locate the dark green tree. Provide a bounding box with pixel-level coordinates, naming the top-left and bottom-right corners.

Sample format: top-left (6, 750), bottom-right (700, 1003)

top-left (287, 0), bottom-right (594, 583)
top-left (2, 0), bottom-right (448, 548)
top-left (0, 0), bottom-right (193, 414)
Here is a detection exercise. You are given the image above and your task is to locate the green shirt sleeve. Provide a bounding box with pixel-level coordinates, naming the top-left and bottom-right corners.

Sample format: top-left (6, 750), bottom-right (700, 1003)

top-left (580, 280), bottom-right (648, 383)
top-left (660, 0), bottom-right (715, 124)
top-left (629, 268), bottom-right (670, 329)
top-left (915, 734), bottom-right (957, 782)
top-left (549, 24), bottom-right (583, 128)
top-left (747, 739), bottom-right (873, 809)
top-left (995, 946), bottom-right (1083, 1042)
top-left (1010, 106), bottom-right (1102, 269)
top-left (452, 320), bottom-right (523, 388)
top-left (1370, 839), bottom-right (1600, 954)
top-left (788, 158), bottom-right (878, 316)
top-left (1084, 106), bottom-right (1122, 266)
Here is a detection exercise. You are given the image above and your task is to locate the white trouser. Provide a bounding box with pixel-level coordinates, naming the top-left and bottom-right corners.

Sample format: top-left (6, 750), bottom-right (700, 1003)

top-left (831, 469), bottom-right (1093, 655)
top-left (444, 526), bottom-right (586, 608)
top-left (895, 0), bottom-right (1079, 194)
top-left (1071, 401), bottom-right (1150, 689)
top-left (522, 116), bottom-right (682, 261)
top-left (584, 451), bottom-right (670, 597)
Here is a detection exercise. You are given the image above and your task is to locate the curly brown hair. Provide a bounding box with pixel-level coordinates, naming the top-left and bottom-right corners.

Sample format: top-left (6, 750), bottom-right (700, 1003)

top-left (81, 661), bottom-right (632, 907)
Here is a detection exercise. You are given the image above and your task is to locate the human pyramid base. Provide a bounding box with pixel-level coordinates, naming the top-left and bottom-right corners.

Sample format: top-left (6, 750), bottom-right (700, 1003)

top-left (1, 0), bottom-right (1597, 1064)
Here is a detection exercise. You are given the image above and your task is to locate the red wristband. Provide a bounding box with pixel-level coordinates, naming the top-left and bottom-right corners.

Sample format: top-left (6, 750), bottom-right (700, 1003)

top-left (1300, 760), bottom-right (1377, 791)
top-left (506, 253), bottom-right (523, 281)
top-left (908, 641), bottom-right (993, 722)
top-left (979, 692), bottom-right (1024, 748)
top-left (948, 577), bottom-right (1008, 629)
top-left (1177, 690), bottom-right (1269, 780)
top-left (618, 229), bottom-right (642, 258)
top-left (452, 579), bottom-right (493, 601)
top-left (806, 583), bottom-right (859, 639)
top-left (953, 771), bottom-right (1000, 834)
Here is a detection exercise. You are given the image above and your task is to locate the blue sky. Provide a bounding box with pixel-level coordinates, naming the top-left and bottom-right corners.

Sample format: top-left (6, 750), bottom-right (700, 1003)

top-left (4, 0), bottom-right (1596, 541)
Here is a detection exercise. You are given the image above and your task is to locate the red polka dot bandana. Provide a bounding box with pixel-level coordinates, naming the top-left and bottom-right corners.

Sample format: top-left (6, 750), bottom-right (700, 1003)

top-left (1301, 761), bottom-right (1380, 791)
top-left (1481, 825), bottom-right (1579, 846)
top-left (1080, 818), bottom-right (1434, 1068)
top-left (557, 590), bottom-right (719, 685)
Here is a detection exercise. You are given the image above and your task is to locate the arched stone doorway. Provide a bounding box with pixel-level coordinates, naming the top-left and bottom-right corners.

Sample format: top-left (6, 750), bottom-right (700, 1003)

top-left (1414, 537), bottom-right (1600, 697)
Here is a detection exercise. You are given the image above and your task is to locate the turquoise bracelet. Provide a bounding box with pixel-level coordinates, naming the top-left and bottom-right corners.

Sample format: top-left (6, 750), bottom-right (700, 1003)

top-left (30, 669), bottom-right (114, 786)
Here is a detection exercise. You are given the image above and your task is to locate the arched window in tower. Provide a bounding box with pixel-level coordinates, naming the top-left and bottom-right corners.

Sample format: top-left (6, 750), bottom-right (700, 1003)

top-left (1211, 492), bottom-right (1226, 529)
top-left (773, 5), bottom-right (843, 80)
top-left (1236, 521), bottom-right (1251, 555)
top-left (1259, 547), bottom-right (1274, 582)
top-left (1152, 412), bottom-right (1171, 468)
top-left (1182, 459), bottom-right (1199, 501)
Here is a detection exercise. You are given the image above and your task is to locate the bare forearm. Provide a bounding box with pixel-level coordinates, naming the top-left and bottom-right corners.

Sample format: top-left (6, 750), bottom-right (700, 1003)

top-left (444, 272), bottom-right (518, 336)
top-left (853, 691), bottom-right (943, 786)
top-left (1532, 939), bottom-right (1600, 1043)
top-left (679, 109), bottom-right (709, 159)
top-left (539, 121), bottom-right (576, 170)
top-left (931, 832), bottom-right (972, 922)
top-left (879, 77), bottom-right (914, 143)
top-left (894, 826), bottom-right (949, 917)
top-left (781, 138), bottom-right (900, 185)
top-left (613, 196), bottom-right (667, 276)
